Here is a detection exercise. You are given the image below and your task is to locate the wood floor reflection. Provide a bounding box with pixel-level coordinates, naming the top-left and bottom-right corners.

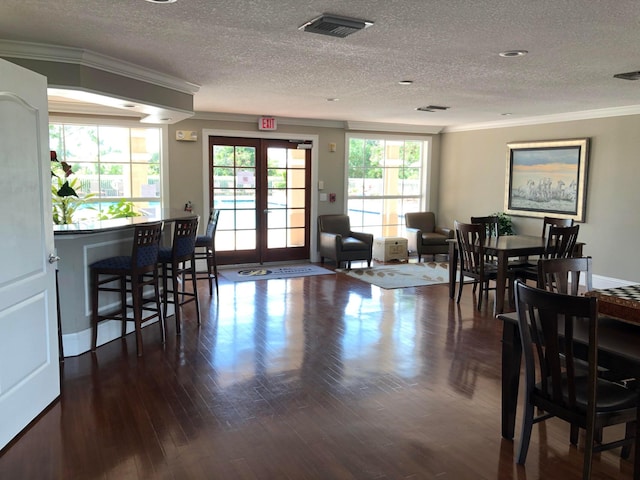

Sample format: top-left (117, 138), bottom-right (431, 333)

top-left (0, 261), bottom-right (634, 479)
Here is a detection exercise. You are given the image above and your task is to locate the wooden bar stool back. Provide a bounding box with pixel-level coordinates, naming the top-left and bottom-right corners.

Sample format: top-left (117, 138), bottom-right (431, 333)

top-left (158, 216), bottom-right (200, 335)
top-left (192, 208), bottom-right (220, 297)
top-left (90, 221), bottom-right (164, 357)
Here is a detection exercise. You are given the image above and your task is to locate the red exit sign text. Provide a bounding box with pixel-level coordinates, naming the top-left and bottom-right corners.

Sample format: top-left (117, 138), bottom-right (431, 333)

top-left (259, 116), bottom-right (277, 130)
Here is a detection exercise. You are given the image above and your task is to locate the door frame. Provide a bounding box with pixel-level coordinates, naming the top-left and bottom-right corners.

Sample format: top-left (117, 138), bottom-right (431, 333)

top-left (202, 129), bottom-right (320, 263)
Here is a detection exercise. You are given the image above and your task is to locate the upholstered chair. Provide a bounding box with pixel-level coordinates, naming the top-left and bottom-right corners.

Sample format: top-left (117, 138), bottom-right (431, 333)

top-left (405, 212), bottom-right (453, 262)
top-left (318, 214), bottom-right (373, 269)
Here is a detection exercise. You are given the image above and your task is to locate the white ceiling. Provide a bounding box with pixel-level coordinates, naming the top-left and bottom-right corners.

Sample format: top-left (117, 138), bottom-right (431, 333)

top-left (3, 0), bottom-right (640, 130)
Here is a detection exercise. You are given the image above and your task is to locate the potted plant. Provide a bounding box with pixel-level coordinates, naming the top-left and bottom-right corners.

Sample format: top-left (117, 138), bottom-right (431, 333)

top-left (493, 212), bottom-right (515, 235)
top-left (51, 151), bottom-right (94, 224)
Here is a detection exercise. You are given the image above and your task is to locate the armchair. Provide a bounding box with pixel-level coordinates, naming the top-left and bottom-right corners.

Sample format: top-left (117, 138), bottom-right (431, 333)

top-left (318, 215), bottom-right (373, 269)
top-left (405, 212), bottom-right (453, 262)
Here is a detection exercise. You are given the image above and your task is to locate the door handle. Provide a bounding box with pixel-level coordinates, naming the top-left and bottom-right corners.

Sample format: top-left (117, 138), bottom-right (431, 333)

top-left (48, 253), bottom-right (60, 264)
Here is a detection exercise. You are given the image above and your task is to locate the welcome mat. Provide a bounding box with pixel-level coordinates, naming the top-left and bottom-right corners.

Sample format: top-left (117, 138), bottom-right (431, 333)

top-left (220, 264), bottom-right (335, 282)
top-left (339, 262), bottom-right (454, 289)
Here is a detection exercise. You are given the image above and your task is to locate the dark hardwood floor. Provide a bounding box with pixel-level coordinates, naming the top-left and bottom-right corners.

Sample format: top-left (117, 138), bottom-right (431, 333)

top-left (0, 259), bottom-right (634, 479)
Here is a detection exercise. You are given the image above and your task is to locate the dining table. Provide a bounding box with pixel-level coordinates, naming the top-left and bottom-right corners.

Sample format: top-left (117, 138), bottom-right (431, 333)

top-left (497, 284), bottom-right (640, 440)
top-left (448, 235), bottom-right (584, 315)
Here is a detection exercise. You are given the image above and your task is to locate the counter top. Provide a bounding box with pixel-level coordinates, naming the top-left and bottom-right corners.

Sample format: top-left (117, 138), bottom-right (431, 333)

top-left (53, 210), bottom-right (197, 235)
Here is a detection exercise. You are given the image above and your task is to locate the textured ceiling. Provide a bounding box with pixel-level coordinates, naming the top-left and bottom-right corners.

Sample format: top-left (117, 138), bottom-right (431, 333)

top-left (2, 0), bottom-right (640, 129)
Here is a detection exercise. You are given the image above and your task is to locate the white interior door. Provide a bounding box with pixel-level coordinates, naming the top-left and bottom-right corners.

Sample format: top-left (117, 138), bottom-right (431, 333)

top-left (0, 59), bottom-right (60, 450)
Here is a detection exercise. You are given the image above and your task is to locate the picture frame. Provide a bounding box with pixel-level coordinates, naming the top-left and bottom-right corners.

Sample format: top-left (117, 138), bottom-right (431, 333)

top-left (504, 138), bottom-right (589, 221)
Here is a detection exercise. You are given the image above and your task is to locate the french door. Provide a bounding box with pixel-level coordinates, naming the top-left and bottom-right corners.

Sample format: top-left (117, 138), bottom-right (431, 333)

top-left (208, 136), bottom-right (311, 265)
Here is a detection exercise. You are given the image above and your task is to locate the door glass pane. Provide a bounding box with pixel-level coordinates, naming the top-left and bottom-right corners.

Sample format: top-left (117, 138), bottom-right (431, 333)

top-left (267, 229), bottom-right (286, 248)
top-left (288, 149), bottom-right (306, 168)
top-left (267, 209), bottom-right (286, 228)
top-left (288, 228), bottom-right (305, 247)
top-left (267, 148), bottom-right (286, 168)
top-left (288, 209), bottom-right (305, 228)
top-left (288, 169), bottom-right (305, 188)
top-left (236, 209), bottom-right (256, 229)
top-left (236, 230), bottom-right (256, 250)
top-left (288, 189), bottom-right (305, 209)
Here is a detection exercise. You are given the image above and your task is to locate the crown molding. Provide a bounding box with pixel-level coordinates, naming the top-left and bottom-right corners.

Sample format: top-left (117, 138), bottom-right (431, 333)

top-left (346, 121), bottom-right (443, 134)
top-left (443, 105), bottom-right (640, 133)
top-left (0, 39), bottom-right (200, 95)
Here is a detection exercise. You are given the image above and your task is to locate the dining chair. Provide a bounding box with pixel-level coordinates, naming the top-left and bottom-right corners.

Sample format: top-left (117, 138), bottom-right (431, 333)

top-left (542, 215), bottom-right (574, 237)
top-left (158, 217), bottom-right (200, 336)
top-left (90, 221), bottom-right (164, 357)
top-left (515, 224), bottom-right (580, 283)
top-left (455, 220), bottom-right (513, 310)
top-left (520, 216), bottom-right (576, 268)
top-left (514, 280), bottom-right (640, 479)
top-left (538, 256), bottom-right (638, 459)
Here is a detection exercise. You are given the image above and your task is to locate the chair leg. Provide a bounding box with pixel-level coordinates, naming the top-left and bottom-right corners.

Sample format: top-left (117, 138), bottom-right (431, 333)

top-left (172, 263), bottom-right (182, 335)
top-left (206, 247), bottom-right (214, 296)
top-left (131, 274), bottom-right (144, 357)
top-left (516, 399), bottom-right (535, 464)
top-left (189, 259), bottom-right (201, 326)
top-left (212, 250), bottom-right (219, 299)
top-left (154, 269), bottom-right (165, 345)
top-left (456, 275), bottom-right (464, 304)
top-left (621, 420), bottom-right (635, 459)
top-left (119, 275), bottom-right (127, 339)
top-left (91, 270), bottom-right (99, 352)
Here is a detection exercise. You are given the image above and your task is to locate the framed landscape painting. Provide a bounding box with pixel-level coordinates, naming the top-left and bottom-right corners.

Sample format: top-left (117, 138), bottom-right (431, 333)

top-left (504, 138), bottom-right (589, 221)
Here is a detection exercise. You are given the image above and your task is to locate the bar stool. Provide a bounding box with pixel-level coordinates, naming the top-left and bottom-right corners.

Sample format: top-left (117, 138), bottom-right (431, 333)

top-left (192, 208), bottom-right (220, 297)
top-left (90, 221), bottom-right (164, 357)
top-left (158, 216), bottom-right (200, 335)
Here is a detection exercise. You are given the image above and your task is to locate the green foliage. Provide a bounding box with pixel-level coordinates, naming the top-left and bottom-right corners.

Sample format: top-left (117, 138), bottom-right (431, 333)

top-left (51, 176), bottom-right (95, 225)
top-left (493, 212), bottom-right (515, 235)
top-left (98, 199), bottom-right (141, 219)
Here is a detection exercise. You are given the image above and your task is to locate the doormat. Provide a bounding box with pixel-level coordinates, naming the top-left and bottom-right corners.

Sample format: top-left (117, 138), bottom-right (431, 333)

top-left (338, 262), bottom-right (456, 289)
top-left (220, 264), bottom-right (335, 282)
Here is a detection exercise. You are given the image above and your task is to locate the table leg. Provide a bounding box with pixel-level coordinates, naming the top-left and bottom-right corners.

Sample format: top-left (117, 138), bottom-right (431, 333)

top-left (502, 320), bottom-right (521, 440)
top-left (494, 251), bottom-right (508, 315)
top-left (449, 241), bottom-right (457, 299)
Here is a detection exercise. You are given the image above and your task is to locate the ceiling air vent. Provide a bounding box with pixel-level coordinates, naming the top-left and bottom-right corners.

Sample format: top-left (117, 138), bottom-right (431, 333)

top-left (416, 105), bottom-right (450, 112)
top-left (299, 14), bottom-right (373, 38)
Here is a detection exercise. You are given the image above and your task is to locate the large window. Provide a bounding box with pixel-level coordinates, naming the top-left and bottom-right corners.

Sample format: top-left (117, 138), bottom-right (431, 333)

top-left (49, 122), bottom-right (163, 220)
top-left (346, 134), bottom-right (429, 237)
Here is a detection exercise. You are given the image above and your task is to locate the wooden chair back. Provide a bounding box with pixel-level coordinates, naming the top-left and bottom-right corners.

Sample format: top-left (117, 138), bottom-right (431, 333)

top-left (544, 224), bottom-right (579, 260)
top-left (537, 256), bottom-right (592, 295)
top-left (455, 220), bottom-right (486, 277)
top-left (470, 215), bottom-right (499, 238)
top-left (541, 216), bottom-right (574, 238)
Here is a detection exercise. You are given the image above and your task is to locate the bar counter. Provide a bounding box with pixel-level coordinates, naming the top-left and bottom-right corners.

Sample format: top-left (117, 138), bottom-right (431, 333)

top-left (54, 210), bottom-right (196, 357)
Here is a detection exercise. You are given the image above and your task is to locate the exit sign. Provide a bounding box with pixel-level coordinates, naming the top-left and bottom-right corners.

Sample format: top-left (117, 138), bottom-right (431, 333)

top-left (259, 116), bottom-right (277, 130)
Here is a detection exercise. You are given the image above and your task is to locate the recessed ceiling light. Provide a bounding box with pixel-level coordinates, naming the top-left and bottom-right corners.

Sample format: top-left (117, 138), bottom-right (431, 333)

top-left (499, 50), bottom-right (528, 58)
top-left (145, 0), bottom-right (177, 3)
top-left (398, 80), bottom-right (413, 85)
top-left (327, 98), bottom-right (339, 102)
top-left (123, 104), bottom-right (136, 108)
top-left (501, 113), bottom-right (513, 116)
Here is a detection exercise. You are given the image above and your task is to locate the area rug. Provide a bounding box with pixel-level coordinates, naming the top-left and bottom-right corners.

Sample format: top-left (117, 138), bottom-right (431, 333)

top-left (339, 262), bottom-right (454, 289)
top-left (220, 264), bottom-right (335, 282)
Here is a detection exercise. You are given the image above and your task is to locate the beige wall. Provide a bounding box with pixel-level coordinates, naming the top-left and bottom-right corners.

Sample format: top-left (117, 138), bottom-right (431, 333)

top-left (439, 115), bottom-right (640, 282)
